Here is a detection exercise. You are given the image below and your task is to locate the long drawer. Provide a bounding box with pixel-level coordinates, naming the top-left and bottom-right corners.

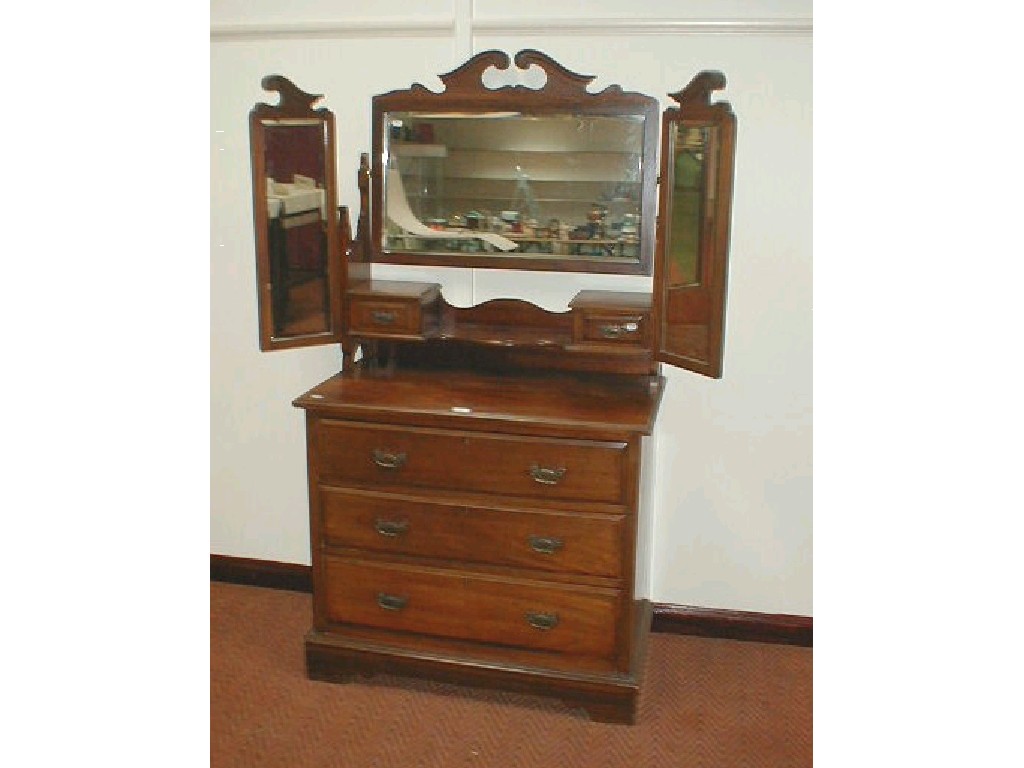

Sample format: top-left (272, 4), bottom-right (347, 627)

top-left (321, 555), bottom-right (620, 658)
top-left (319, 487), bottom-right (625, 578)
top-left (314, 420), bottom-right (628, 505)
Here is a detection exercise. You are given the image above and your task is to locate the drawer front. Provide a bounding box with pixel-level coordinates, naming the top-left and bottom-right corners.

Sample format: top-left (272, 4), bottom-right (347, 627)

top-left (578, 313), bottom-right (650, 347)
top-left (315, 421), bottom-right (628, 504)
top-left (349, 298), bottom-right (420, 336)
top-left (320, 487), bottom-right (625, 577)
top-left (322, 555), bottom-right (619, 658)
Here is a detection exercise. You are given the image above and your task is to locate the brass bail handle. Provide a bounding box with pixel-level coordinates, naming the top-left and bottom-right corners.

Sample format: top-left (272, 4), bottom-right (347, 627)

top-left (372, 449), bottom-right (407, 469)
top-left (375, 519), bottom-right (410, 537)
top-left (529, 464), bottom-right (566, 485)
top-left (528, 535), bottom-right (564, 554)
top-left (525, 612), bottom-right (559, 630)
top-left (377, 593), bottom-right (408, 611)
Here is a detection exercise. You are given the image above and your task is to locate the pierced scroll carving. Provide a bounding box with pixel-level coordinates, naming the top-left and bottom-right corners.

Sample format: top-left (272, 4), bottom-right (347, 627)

top-left (389, 49), bottom-right (646, 104)
top-left (436, 49), bottom-right (597, 98)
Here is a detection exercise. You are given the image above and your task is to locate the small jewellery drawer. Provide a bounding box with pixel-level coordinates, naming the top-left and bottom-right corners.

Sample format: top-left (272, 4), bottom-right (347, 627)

top-left (569, 290), bottom-right (652, 349)
top-left (322, 555), bottom-right (619, 658)
top-left (577, 313), bottom-right (649, 347)
top-left (315, 421), bottom-right (628, 505)
top-left (319, 487), bottom-right (625, 577)
top-left (348, 297), bottom-right (422, 337)
top-left (347, 280), bottom-right (440, 338)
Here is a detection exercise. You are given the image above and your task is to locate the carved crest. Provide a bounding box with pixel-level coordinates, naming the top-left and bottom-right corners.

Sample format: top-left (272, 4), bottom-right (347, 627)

top-left (252, 75), bottom-right (327, 118)
top-left (438, 49), bottom-right (595, 97)
top-left (667, 71), bottom-right (733, 117)
top-left (376, 49), bottom-right (649, 107)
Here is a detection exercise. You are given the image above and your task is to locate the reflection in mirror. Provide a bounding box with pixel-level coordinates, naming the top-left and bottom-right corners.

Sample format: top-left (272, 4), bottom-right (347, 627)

top-left (249, 76), bottom-right (341, 351)
top-left (381, 112), bottom-right (645, 265)
top-left (666, 124), bottom-right (716, 287)
top-left (263, 118), bottom-right (330, 336)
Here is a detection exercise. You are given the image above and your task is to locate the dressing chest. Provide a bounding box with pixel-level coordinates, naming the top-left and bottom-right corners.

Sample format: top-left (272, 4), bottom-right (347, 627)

top-left (249, 50), bottom-right (736, 723)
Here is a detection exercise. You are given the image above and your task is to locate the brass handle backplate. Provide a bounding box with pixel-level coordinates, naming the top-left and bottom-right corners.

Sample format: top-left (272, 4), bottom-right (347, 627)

top-left (372, 449), bottom-right (407, 469)
top-left (525, 612), bottom-right (559, 630)
top-left (375, 519), bottom-right (409, 537)
top-left (528, 535), bottom-right (564, 555)
top-left (371, 310), bottom-right (396, 325)
top-left (529, 464), bottom-right (566, 485)
top-left (376, 593), bottom-right (408, 611)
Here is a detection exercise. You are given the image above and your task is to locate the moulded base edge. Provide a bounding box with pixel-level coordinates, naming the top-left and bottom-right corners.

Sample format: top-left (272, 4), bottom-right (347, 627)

top-left (305, 599), bottom-right (651, 725)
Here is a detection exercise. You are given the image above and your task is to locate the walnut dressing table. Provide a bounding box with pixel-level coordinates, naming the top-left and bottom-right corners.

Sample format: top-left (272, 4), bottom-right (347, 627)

top-left (250, 51), bottom-right (736, 723)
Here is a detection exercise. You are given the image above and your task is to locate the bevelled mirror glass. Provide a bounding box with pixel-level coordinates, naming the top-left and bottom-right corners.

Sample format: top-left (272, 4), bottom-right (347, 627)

top-left (381, 112), bottom-right (645, 266)
top-left (249, 76), bottom-right (343, 351)
top-left (370, 50), bottom-right (659, 275)
top-left (665, 123), bottom-right (716, 288)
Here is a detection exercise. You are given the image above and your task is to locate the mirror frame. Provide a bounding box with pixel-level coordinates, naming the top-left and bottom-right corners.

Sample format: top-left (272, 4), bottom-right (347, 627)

top-left (369, 49), bottom-right (659, 275)
top-left (249, 75), bottom-right (343, 351)
top-left (654, 72), bottom-right (737, 378)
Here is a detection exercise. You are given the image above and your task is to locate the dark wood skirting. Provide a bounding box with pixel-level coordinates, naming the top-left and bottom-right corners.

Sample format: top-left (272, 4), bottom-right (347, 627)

top-left (211, 554), bottom-right (312, 593)
top-left (210, 555), bottom-right (811, 647)
top-left (651, 603), bottom-right (812, 647)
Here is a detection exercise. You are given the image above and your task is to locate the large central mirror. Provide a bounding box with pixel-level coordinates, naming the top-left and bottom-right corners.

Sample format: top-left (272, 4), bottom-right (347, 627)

top-left (381, 111), bottom-right (646, 266)
top-left (370, 50), bottom-right (658, 275)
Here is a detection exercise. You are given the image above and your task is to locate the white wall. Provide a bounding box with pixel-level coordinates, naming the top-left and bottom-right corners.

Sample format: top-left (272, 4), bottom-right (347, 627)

top-left (211, 0), bottom-right (812, 615)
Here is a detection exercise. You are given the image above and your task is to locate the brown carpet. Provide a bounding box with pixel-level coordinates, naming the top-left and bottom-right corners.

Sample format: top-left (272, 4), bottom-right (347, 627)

top-left (211, 582), bottom-right (812, 767)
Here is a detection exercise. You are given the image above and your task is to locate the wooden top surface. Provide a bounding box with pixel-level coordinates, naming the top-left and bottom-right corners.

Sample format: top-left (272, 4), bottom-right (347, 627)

top-left (569, 290), bottom-right (653, 311)
top-left (347, 280), bottom-right (440, 299)
top-left (294, 362), bottom-right (664, 436)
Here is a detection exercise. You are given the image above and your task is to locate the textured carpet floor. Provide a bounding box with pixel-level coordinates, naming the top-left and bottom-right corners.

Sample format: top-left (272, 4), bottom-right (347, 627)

top-left (211, 582), bottom-right (811, 767)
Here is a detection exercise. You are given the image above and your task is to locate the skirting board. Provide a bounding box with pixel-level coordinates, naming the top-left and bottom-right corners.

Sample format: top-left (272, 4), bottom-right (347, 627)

top-left (211, 554), bottom-right (811, 647)
top-left (211, 553), bottom-right (312, 593)
top-left (650, 603), bottom-right (811, 647)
